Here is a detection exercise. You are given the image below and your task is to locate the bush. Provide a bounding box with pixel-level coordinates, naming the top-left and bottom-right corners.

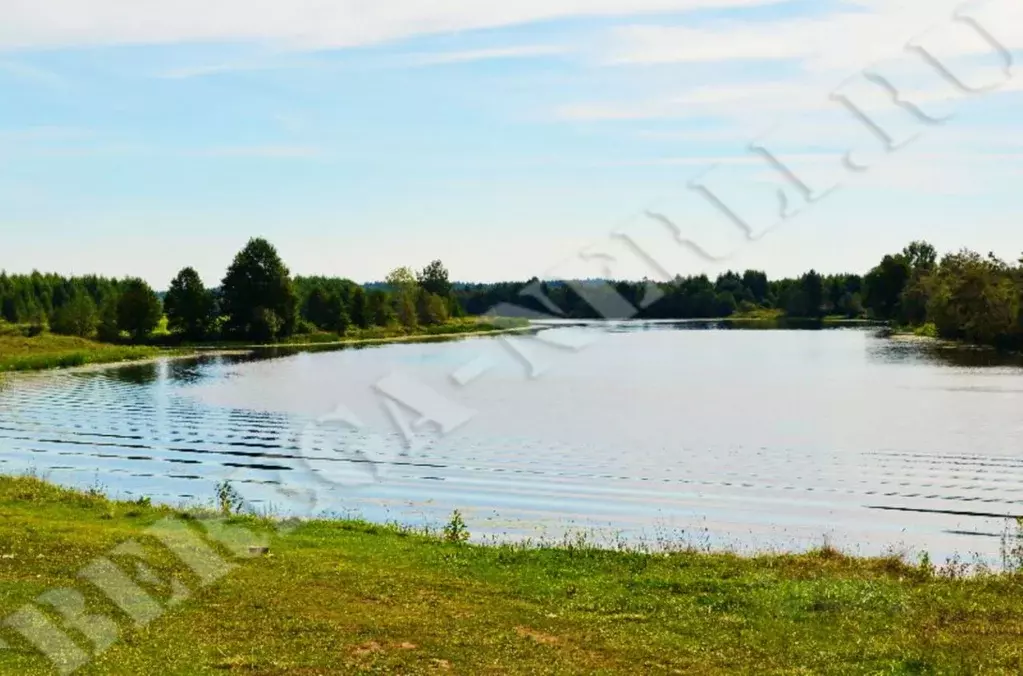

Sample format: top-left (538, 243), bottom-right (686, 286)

top-left (50, 294), bottom-right (98, 338)
top-left (443, 510), bottom-right (470, 544)
top-left (249, 307), bottom-right (283, 343)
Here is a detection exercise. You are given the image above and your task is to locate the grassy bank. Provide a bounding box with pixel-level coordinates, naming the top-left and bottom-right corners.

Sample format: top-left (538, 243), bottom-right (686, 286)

top-left (0, 319), bottom-right (529, 373)
top-left (275, 317), bottom-right (531, 348)
top-left (157, 317), bottom-right (530, 351)
top-left (0, 334), bottom-right (163, 373)
top-left (727, 308), bottom-right (877, 325)
top-left (3, 476), bottom-right (1023, 674)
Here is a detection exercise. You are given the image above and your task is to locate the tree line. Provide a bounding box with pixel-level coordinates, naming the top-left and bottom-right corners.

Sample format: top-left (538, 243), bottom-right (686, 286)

top-left (455, 269), bottom-right (865, 322)
top-left (456, 239), bottom-right (1022, 348)
top-left (2, 238), bottom-right (1020, 349)
top-left (0, 238), bottom-right (463, 344)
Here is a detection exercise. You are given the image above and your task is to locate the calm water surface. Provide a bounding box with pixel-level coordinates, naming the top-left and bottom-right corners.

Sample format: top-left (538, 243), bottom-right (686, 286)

top-left (2, 323), bottom-right (1022, 563)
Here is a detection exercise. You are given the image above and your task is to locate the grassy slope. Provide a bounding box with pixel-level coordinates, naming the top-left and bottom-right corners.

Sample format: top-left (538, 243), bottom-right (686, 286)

top-left (2, 477), bottom-right (1023, 674)
top-left (0, 334), bottom-right (161, 373)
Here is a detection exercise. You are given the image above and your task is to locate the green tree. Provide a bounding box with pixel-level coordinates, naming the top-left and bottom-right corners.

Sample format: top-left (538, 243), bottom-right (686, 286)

top-left (416, 290), bottom-right (450, 325)
top-left (447, 294), bottom-right (466, 319)
top-left (368, 290), bottom-right (395, 326)
top-left (864, 254), bottom-right (911, 320)
top-left (898, 270), bottom-right (933, 326)
top-left (117, 278), bottom-right (162, 342)
top-left (783, 288), bottom-right (807, 317)
top-left (837, 292), bottom-right (864, 318)
top-left (165, 267), bottom-right (216, 341)
top-left (303, 286), bottom-right (334, 330)
top-left (395, 294), bottom-right (417, 329)
top-left (220, 238), bottom-right (298, 341)
top-left (387, 267), bottom-right (419, 329)
top-left (903, 240), bottom-right (937, 272)
top-left (800, 270), bottom-right (825, 318)
top-left (97, 294), bottom-right (121, 342)
top-left (350, 287), bottom-right (370, 329)
top-left (418, 260), bottom-right (452, 297)
top-left (302, 286), bottom-right (350, 334)
top-left (714, 291), bottom-right (737, 317)
top-left (50, 293), bottom-right (98, 338)
top-left (928, 250), bottom-right (1020, 345)
top-left (742, 270), bottom-right (769, 304)
top-left (386, 267), bottom-right (418, 289)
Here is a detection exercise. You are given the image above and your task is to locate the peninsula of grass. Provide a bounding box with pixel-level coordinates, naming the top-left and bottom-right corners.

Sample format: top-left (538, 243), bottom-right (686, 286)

top-left (0, 319), bottom-right (530, 373)
top-left (0, 334), bottom-right (163, 373)
top-left (278, 317), bottom-right (531, 346)
top-left (2, 475), bottom-right (1023, 674)
top-left (727, 307), bottom-right (787, 322)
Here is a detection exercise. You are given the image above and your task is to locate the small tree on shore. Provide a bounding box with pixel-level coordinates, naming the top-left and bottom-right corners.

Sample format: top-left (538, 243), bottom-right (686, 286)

top-left (220, 238), bottom-right (298, 341)
top-left (117, 279), bottom-right (162, 342)
top-left (165, 267), bottom-right (216, 341)
top-left (387, 267), bottom-right (419, 330)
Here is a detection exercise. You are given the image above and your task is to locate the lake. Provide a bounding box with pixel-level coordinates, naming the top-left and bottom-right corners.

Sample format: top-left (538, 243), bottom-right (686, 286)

top-left (3, 322), bottom-right (1023, 564)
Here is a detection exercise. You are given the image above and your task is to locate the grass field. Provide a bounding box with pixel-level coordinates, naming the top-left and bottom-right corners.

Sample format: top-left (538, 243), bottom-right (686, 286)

top-left (0, 334), bottom-right (162, 373)
top-left (2, 475), bottom-right (1023, 674)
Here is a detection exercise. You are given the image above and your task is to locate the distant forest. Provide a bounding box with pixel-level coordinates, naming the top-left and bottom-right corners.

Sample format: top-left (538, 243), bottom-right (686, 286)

top-left (1, 239), bottom-right (1021, 349)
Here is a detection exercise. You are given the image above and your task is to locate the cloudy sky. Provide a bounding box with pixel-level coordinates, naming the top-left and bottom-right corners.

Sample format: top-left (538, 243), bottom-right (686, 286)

top-left (1, 0), bottom-right (1021, 286)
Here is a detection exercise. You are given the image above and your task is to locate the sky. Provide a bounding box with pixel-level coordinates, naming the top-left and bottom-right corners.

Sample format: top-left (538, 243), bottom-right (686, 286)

top-left (1, 0), bottom-right (1022, 287)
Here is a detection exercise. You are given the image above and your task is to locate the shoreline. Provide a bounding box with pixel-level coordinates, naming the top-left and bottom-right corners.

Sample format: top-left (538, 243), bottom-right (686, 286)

top-left (2, 325), bottom-right (536, 376)
top-left (6, 319), bottom-right (1016, 378)
top-left (189, 324), bottom-right (537, 351)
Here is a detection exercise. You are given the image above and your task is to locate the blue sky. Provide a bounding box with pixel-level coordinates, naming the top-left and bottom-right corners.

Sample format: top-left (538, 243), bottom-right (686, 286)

top-left (1, 0), bottom-right (1022, 286)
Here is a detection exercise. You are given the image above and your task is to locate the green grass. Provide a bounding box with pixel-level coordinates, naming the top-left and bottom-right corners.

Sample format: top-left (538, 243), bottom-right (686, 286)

top-left (286, 317), bottom-right (528, 343)
top-left (3, 475), bottom-right (1023, 674)
top-left (0, 319), bottom-right (529, 373)
top-left (0, 334), bottom-right (163, 373)
top-left (728, 308), bottom-right (786, 321)
top-left (236, 317), bottom-right (530, 349)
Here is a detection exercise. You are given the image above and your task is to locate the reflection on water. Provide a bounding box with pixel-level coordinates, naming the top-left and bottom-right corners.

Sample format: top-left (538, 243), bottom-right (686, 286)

top-left (2, 323), bottom-right (1022, 563)
top-left (106, 362), bottom-right (162, 386)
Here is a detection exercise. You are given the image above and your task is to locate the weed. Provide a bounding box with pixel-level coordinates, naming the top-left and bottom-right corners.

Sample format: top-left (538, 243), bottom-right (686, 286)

top-left (216, 480), bottom-right (246, 516)
top-left (1000, 517), bottom-right (1023, 572)
top-left (443, 509), bottom-right (471, 544)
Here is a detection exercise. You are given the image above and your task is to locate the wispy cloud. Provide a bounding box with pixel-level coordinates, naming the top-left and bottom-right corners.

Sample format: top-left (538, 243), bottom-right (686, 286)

top-left (160, 62), bottom-right (265, 80)
top-left (406, 45), bottom-right (568, 66)
top-left (189, 145), bottom-right (326, 159)
top-left (0, 0), bottom-right (782, 52)
top-left (600, 0), bottom-right (1023, 70)
top-left (555, 81), bottom-right (825, 121)
top-left (157, 55), bottom-right (323, 79)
